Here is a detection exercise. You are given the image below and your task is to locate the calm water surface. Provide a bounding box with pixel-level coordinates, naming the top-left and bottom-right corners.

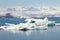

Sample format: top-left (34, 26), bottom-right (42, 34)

top-left (0, 26), bottom-right (60, 40)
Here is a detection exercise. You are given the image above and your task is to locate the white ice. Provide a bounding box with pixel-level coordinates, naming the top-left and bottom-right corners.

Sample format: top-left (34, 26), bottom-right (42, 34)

top-left (0, 17), bottom-right (55, 30)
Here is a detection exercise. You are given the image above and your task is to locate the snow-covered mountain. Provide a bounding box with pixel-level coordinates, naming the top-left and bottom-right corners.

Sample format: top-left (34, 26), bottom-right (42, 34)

top-left (0, 6), bottom-right (60, 18)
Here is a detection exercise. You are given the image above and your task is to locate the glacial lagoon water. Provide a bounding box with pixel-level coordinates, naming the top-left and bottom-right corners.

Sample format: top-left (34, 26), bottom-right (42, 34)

top-left (0, 17), bottom-right (60, 40)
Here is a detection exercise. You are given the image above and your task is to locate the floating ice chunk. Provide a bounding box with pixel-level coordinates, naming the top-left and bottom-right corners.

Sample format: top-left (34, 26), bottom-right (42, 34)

top-left (55, 23), bottom-right (60, 26)
top-left (5, 23), bottom-right (15, 26)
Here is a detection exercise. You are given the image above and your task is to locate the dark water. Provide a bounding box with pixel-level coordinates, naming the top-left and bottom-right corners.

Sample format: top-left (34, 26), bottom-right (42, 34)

top-left (0, 17), bottom-right (60, 40)
top-left (0, 17), bottom-right (26, 26)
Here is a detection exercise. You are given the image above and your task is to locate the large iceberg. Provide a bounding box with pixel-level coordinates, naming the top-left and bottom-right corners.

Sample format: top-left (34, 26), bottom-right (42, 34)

top-left (0, 17), bottom-right (55, 31)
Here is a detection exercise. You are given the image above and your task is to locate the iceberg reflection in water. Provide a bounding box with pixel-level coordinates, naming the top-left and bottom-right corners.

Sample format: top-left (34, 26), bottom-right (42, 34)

top-left (0, 25), bottom-right (56, 36)
top-left (0, 29), bottom-right (48, 36)
top-left (0, 25), bottom-right (60, 40)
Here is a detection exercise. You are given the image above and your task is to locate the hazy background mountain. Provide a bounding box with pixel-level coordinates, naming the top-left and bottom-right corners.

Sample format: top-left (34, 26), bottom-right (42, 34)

top-left (0, 6), bottom-right (60, 18)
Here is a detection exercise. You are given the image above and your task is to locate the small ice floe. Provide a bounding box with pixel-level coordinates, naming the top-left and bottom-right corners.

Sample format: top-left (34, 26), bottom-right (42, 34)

top-left (55, 23), bottom-right (60, 26)
top-left (48, 21), bottom-right (55, 27)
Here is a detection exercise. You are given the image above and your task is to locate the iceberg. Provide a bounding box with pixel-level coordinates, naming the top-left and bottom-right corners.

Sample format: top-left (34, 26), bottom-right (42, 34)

top-left (0, 17), bottom-right (55, 31)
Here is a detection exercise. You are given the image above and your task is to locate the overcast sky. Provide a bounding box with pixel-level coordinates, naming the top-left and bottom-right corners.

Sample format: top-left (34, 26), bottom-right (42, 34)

top-left (0, 0), bottom-right (60, 7)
